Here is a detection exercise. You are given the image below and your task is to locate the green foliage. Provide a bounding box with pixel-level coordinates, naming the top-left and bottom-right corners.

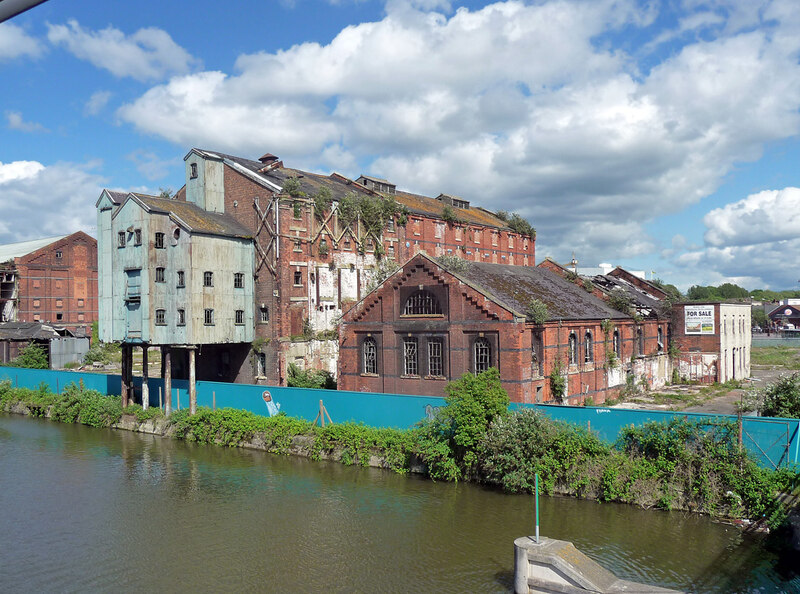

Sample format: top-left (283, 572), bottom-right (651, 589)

top-left (687, 282), bottom-right (749, 302)
top-left (124, 403), bottom-right (164, 422)
top-left (318, 240), bottom-right (329, 256)
top-left (48, 383), bottom-right (122, 428)
top-left (158, 187), bottom-right (173, 199)
top-left (414, 369), bottom-right (509, 480)
top-left (282, 176), bottom-right (306, 198)
top-left (441, 205), bottom-right (462, 224)
top-left (312, 422), bottom-right (413, 472)
top-left (91, 321), bottom-right (99, 344)
top-left (650, 279), bottom-right (683, 302)
top-left (505, 212), bottom-right (536, 238)
top-left (549, 359), bottom-right (566, 401)
top-left (8, 342), bottom-right (49, 369)
top-left (313, 187), bottom-right (333, 221)
top-left (365, 258), bottom-right (400, 293)
top-left (251, 337), bottom-right (269, 353)
top-left (83, 341), bottom-right (120, 365)
top-left (607, 288), bottom-right (633, 315)
top-left (759, 373), bottom-right (800, 418)
top-left (525, 298), bottom-right (549, 324)
top-left (292, 201), bottom-right (302, 218)
top-left (751, 308), bottom-right (769, 329)
top-left (337, 192), bottom-right (408, 236)
top-left (750, 288), bottom-right (800, 301)
top-left (751, 346), bottom-right (800, 369)
top-left (436, 254), bottom-right (470, 275)
top-left (287, 362), bottom-right (337, 389)
top-left (582, 279), bottom-right (594, 293)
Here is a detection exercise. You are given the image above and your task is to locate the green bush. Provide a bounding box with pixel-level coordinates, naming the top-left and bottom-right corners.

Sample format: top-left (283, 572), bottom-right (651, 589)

top-left (287, 363), bottom-right (336, 389)
top-left (8, 342), bottom-right (49, 369)
top-left (759, 373), bottom-right (800, 418)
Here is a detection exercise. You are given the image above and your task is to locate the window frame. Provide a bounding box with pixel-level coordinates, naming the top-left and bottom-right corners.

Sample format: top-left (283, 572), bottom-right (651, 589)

top-left (203, 271), bottom-right (213, 287)
top-left (155, 267), bottom-right (165, 283)
top-left (402, 290), bottom-right (443, 317)
top-left (154, 232), bottom-right (165, 249)
top-left (568, 332), bottom-right (578, 366)
top-left (428, 338), bottom-right (444, 378)
top-left (474, 337), bottom-right (492, 373)
top-left (134, 229), bottom-right (142, 246)
top-left (259, 307), bottom-right (269, 323)
top-left (117, 231), bottom-right (126, 248)
top-left (155, 309), bottom-right (166, 325)
top-left (177, 270), bottom-right (185, 288)
top-left (204, 308), bottom-right (214, 325)
top-left (402, 338), bottom-right (419, 376)
top-left (235, 309), bottom-right (245, 325)
top-left (362, 337), bottom-right (378, 375)
top-left (584, 331), bottom-right (593, 364)
top-left (234, 272), bottom-right (244, 289)
top-left (177, 308), bottom-right (186, 326)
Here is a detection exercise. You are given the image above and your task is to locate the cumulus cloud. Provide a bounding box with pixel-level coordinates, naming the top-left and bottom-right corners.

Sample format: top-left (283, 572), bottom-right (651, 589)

top-left (126, 149), bottom-right (177, 181)
top-left (0, 160), bottom-right (105, 243)
top-left (47, 20), bottom-right (198, 81)
top-left (674, 187), bottom-right (800, 288)
top-left (0, 22), bottom-right (44, 61)
top-left (84, 90), bottom-right (112, 116)
top-left (116, 0), bottom-right (800, 267)
top-left (6, 111), bottom-right (48, 133)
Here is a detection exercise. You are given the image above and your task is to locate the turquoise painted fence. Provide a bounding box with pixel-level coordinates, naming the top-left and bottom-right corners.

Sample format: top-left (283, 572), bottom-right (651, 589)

top-left (1, 366), bottom-right (798, 468)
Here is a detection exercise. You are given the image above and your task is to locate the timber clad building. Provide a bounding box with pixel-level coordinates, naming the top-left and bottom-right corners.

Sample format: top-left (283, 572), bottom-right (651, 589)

top-left (0, 232), bottom-right (97, 336)
top-left (339, 253), bottom-right (670, 404)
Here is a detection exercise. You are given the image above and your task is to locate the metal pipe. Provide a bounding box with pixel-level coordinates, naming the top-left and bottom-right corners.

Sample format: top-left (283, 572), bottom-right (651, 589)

top-left (535, 473), bottom-right (540, 543)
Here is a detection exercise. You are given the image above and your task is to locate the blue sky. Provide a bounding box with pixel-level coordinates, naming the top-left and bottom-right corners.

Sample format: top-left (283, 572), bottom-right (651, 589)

top-left (2, 0), bottom-right (800, 291)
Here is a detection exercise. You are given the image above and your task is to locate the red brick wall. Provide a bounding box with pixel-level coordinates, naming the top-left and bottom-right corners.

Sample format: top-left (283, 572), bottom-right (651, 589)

top-left (671, 303), bottom-right (721, 354)
top-left (15, 232), bottom-right (98, 335)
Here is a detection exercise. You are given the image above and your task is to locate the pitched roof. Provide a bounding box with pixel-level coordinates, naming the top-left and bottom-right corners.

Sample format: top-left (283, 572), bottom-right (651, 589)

top-left (190, 148), bottom-right (518, 232)
top-left (0, 235), bottom-right (68, 264)
top-left (132, 196), bottom-right (253, 239)
top-left (431, 255), bottom-right (629, 321)
top-left (591, 274), bottom-right (663, 310)
top-left (0, 322), bottom-right (75, 340)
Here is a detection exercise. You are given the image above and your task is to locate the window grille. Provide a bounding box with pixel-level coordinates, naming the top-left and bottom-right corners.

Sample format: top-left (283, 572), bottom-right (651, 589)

top-left (235, 310), bottom-right (244, 325)
top-left (403, 338), bottom-right (418, 376)
top-left (363, 337), bottom-right (377, 374)
top-left (234, 273), bottom-right (244, 288)
top-left (177, 309), bottom-right (185, 326)
top-left (403, 290), bottom-right (442, 315)
top-left (474, 337), bottom-right (491, 373)
top-left (155, 232), bottom-right (165, 249)
top-left (204, 309), bottom-right (214, 325)
top-left (177, 271), bottom-right (185, 287)
top-left (55, 250), bottom-right (63, 259)
top-left (613, 330), bottom-right (620, 357)
top-left (155, 267), bottom-right (165, 283)
top-left (584, 331), bottom-right (593, 363)
top-left (118, 232), bottom-right (125, 247)
top-left (260, 307), bottom-right (269, 323)
top-left (155, 309), bottom-right (166, 325)
top-left (428, 339), bottom-right (443, 377)
top-left (568, 333), bottom-right (578, 365)
top-left (203, 271), bottom-right (213, 287)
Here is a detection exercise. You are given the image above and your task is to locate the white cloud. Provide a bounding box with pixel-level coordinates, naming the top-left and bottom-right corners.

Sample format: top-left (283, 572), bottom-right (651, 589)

top-left (6, 111), bottom-right (48, 133)
top-left (0, 22), bottom-right (44, 61)
top-left (84, 91), bottom-right (112, 116)
top-left (126, 149), bottom-right (177, 181)
top-left (47, 20), bottom-right (199, 82)
top-left (116, 0), bottom-right (800, 271)
top-left (0, 160), bottom-right (105, 243)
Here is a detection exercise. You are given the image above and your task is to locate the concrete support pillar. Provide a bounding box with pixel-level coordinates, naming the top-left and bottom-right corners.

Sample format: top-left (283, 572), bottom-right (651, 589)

top-left (141, 344), bottom-right (149, 411)
top-left (163, 346), bottom-right (172, 416)
top-left (121, 343), bottom-right (129, 408)
top-left (189, 346), bottom-right (197, 415)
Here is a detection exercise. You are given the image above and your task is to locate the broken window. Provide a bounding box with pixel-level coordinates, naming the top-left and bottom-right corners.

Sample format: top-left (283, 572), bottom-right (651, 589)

top-left (260, 307), bottom-right (269, 323)
top-left (363, 337), bottom-right (377, 375)
top-left (568, 332), bottom-right (578, 365)
top-left (402, 290), bottom-right (442, 316)
top-left (294, 270), bottom-right (302, 286)
top-left (190, 162), bottom-right (198, 179)
top-left (177, 271), bottom-right (185, 287)
top-left (403, 338), bottom-right (418, 376)
top-left (177, 309), bottom-right (186, 326)
top-left (55, 250), bottom-right (63, 259)
top-left (613, 329), bottom-right (621, 357)
top-left (134, 229), bottom-right (142, 245)
top-left (155, 232), bottom-right (165, 249)
top-left (474, 337), bottom-right (491, 373)
top-left (657, 327), bottom-right (664, 353)
top-left (118, 232), bottom-right (126, 248)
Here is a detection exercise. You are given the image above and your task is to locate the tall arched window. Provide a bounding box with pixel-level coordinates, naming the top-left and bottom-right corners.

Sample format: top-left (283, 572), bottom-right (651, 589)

top-left (584, 331), bottom-right (593, 364)
top-left (402, 290), bottom-right (442, 315)
top-left (657, 327), bottom-right (664, 353)
top-left (474, 337), bottom-right (491, 373)
top-left (613, 329), bottom-right (621, 357)
top-left (636, 327), bottom-right (644, 356)
top-left (362, 337), bottom-right (377, 375)
top-left (568, 332), bottom-right (578, 365)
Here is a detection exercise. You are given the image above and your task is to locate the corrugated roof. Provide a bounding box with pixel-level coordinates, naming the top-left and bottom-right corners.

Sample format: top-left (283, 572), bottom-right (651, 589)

top-left (135, 196), bottom-right (253, 239)
top-left (0, 322), bottom-right (74, 340)
top-left (0, 236), bottom-right (68, 264)
top-left (437, 257), bottom-right (629, 321)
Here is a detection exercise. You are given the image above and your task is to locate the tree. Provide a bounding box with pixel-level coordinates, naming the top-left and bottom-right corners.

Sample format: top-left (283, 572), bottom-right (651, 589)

top-left (9, 342), bottom-right (49, 369)
top-left (158, 187), bottom-right (173, 199)
top-left (752, 308), bottom-right (769, 329)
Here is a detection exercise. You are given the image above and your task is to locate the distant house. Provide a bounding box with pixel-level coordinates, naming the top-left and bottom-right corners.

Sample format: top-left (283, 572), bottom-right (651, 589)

top-left (0, 232), bottom-right (98, 337)
top-left (767, 302), bottom-right (800, 330)
top-left (0, 321), bottom-right (89, 368)
top-left (339, 252), bottom-right (670, 404)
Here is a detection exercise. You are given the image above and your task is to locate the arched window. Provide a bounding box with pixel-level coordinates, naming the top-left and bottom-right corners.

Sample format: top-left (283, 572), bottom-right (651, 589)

top-left (363, 337), bottom-right (377, 375)
top-left (613, 329), bottom-right (620, 357)
top-left (568, 332), bottom-right (578, 365)
top-left (636, 327), bottom-right (644, 356)
top-left (584, 331), bottom-right (593, 364)
top-left (474, 337), bottom-right (491, 373)
top-left (403, 290), bottom-right (442, 316)
top-left (657, 327), bottom-right (664, 353)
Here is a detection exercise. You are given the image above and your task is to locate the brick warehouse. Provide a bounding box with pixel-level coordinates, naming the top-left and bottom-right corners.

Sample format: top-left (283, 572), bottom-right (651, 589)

top-left (98, 148), bottom-right (536, 391)
top-left (339, 252), bottom-right (669, 404)
top-left (0, 232), bottom-right (98, 336)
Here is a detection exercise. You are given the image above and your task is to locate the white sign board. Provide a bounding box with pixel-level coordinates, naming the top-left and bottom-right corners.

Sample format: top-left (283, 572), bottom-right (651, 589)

top-left (684, 305), bottom-right (715, 335)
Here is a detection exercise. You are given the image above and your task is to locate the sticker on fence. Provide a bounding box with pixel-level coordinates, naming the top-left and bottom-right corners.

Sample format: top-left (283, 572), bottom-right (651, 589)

top-left (262, 391), bottom-right (281, 417)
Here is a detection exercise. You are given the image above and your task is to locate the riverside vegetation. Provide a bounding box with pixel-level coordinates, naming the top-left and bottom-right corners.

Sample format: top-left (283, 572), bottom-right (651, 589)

top-left (1, 370), bottom-right (797, 530)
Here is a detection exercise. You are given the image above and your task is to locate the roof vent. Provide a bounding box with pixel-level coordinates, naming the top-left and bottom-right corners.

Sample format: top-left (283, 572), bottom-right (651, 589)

top-left (258, 153), bottom-right (279, 165)
top-left (356, 174), bottom-right (396, 195)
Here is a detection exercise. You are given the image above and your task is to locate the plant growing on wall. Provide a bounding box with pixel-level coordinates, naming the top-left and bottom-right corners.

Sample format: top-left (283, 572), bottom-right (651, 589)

top-left (549, 359), bottom-right (566, 401)
top-left (313, 187), bottom-right (333, 222)
top-left (496, 210), bottom-right (536, 238)
top-left (436, 254), bottom-right (470, 274)
top-left (525, 298), bottom-right (549, 324)
top-left (337, 192), bottom-right (409, 237)
top-left (282, 176), bottom-right (305, 198)
top-left (608, 288), bottom-right (633, 315)
top-left (583, 279), bottom-right (595, 293)
top-left (441, 205), bottom-right (462, 225)
top-left (365, 259), bottom-right (400, 293)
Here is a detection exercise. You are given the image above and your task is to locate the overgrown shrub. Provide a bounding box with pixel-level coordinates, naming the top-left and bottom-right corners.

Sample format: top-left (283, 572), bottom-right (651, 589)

top-left (8, 342), bottom-right (49, 369)
top-left (526, 298), bottom-right (549, 324)
top-left (759, 373), bottom-right (800, 418)
top-left (287, 363), bottom-right (337, 389)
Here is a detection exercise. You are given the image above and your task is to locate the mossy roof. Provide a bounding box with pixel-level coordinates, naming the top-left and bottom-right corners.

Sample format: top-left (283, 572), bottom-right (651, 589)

top-left (136, 196), bottom-right (252, 239)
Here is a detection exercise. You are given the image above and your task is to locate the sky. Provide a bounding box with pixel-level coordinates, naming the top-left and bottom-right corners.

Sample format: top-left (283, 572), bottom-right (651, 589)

top-left (1, 0), bottom-right (800, 291)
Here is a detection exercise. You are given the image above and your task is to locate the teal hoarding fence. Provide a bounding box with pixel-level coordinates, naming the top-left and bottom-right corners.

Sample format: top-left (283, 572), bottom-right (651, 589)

top-left (1, 366), bottom-right (798, 468)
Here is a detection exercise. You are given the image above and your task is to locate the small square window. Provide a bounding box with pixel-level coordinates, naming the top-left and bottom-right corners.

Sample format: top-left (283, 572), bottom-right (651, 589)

top-left (155, 267), bottom-right (165, 283)
top-left (134, 229), bottom-right (142, 245)
top-left (204, 309), bottom-right (214, 325)
top-left (77, 299), bottom-right (84, 307)
top-left (155, 309), bottom-right (166, 325)
top-left (235, 310), bottom-right (244, 325)
top-left (203, 271), bottom-right (213, 287)
top-left (55, 250), bottom-right (63, 259)
top-left (234, 273), bottom-right (244, 288)
top-left (190, 163), bottom-right (198, 179)
top-left (177, 309), bottom-right (186, 326)
top-left (260, 306), bottom-right (269, 323)
top-left (78, 314), bottom-right (84, 322)
top-left (33, 300), bottom-right (40, 308)
top-left (56, 313), bottom-right (63, 321)
top-left (294, 270), bottom-right (302, 286)
top-left (56, 299), bottom-right (63, 308)
top-left (118, 232), bottom-right (126, 247)
top-left (155, 232), bottom-right (165, 249)
top-left (293, 240), bottom-right (302, 252)
top-left (33, 314), bottom-right (40, 321)
top-left (177, 270), bottom-right (185, 287)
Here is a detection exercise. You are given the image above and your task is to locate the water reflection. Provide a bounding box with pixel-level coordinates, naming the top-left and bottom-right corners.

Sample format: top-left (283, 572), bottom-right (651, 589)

top-left (0, 413), bottom-right (797, 593)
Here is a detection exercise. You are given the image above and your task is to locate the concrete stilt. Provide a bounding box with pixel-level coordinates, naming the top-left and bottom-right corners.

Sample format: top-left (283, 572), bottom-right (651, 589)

top-left (163, 346), bottom-right (172, 416)
top-left (121, 343), bottom-right (129, 408)
top-left (189, 346), bottom-right (196, 415)
top-left (141, 344), bottom-right (149, 410)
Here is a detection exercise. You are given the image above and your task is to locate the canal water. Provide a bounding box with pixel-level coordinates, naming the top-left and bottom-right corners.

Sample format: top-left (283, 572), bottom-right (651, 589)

top-left (1, 414), bottom-right (798, 593)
